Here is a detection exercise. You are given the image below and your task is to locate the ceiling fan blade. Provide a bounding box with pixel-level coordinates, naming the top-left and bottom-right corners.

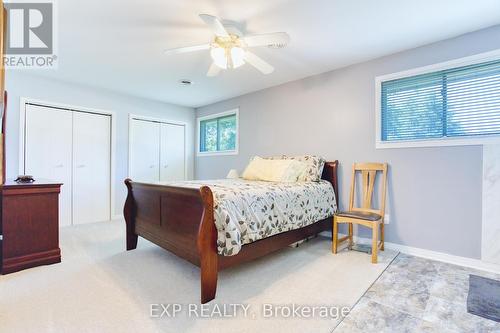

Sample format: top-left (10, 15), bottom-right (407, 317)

top-left (207, 63), bottom-right (221, 77)
top-left (199, 14), bottom-right (229, 37)
top-left (164, 44), bottom-right (210, 56)
top-left (244, 51), bottom-right (274, 74)
top-left (243, 32), bottom-right (290, 48)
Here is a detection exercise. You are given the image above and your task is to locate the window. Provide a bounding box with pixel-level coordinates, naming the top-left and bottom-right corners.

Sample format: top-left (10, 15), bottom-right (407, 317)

top-left (376, 52), bottom-right (500, 148)
top-left (198, 109), bottom-right (238, 155)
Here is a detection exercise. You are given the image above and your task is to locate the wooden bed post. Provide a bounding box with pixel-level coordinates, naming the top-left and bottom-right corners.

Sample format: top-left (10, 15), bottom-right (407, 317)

top-left (322, 160), bottom-right (339, 240)
top-left (124, 178), bottom-right (138, 250)
top-left (323, 160), bottom-right (339, 207)
top-left (197, 186), bottom-right (218, 303)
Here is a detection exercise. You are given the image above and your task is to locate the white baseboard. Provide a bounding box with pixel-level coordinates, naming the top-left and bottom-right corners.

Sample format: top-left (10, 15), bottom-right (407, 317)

top-left (333, 232), bottom-right (500, 275)
top-left (112, 214), bottom-right (124, 221)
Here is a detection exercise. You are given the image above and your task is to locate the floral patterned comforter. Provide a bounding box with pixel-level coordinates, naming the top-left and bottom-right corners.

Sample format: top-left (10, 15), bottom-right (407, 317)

top-left (162, 179), bottom-right (337, 256)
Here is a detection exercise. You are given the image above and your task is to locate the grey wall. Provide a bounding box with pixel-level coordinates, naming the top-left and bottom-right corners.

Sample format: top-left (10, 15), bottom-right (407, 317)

top-left (5, 72), bottom-right (195, 217)
top-left (196, 25), bottom-right (500, 260)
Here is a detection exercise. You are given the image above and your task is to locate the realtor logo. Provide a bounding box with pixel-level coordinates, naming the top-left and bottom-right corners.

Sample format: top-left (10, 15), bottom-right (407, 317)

top-left (3, 0), bottom-right (57, 68)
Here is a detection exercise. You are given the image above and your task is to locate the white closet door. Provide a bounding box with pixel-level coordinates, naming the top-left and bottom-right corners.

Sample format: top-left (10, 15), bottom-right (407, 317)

top-left (160, 123), bottom-right (185, 181)
top-left (25, 105), bottom-right (73, 226)
top-left (130, 119), bottom-right (160, 182)
top-left (72, 112), bottom-right (111, 225)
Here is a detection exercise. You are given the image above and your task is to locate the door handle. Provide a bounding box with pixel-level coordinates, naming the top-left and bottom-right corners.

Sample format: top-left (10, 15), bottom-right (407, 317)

top-left (163, 164), bottom-right (168, 168)
top-left (76, 164), bottom-right (86, 168)
top-left (149, 165), bottom-right (155, 169)
top-left (54, 164), bottom-right (64, 168)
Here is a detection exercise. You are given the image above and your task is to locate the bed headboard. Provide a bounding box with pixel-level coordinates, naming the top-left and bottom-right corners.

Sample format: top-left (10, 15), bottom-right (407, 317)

top-left (322, 160), bottom-right (339, 208)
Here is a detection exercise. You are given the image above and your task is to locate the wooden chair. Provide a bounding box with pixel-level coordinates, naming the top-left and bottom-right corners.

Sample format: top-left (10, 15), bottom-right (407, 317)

top-left (332, 162), bottom-right (388, 263)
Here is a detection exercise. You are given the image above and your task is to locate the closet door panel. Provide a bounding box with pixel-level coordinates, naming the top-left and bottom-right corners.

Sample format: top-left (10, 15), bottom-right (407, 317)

top-left (72, 112), bottom-right (111, 224)
top-left (130, 119), bottom-right (160, 182)
top-left (25, 105), bottom-right (73, 226)
top-left (160, 123), bottom-right (185, 181)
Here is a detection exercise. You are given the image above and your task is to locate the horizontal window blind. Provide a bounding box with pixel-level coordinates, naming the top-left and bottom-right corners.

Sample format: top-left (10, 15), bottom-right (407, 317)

top-left (381, 59), bottom-right (500, 142)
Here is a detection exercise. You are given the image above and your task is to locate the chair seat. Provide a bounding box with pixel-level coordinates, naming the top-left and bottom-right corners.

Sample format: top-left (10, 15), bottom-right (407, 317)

top-left (335, 210), bottom-right (382, 221)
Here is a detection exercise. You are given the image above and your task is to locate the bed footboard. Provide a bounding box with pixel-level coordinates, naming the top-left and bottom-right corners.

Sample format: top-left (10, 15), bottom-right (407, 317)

top-left (122, 160), bottom-right (339, 304)
top-left (123, 179), bottom-right (218, 303)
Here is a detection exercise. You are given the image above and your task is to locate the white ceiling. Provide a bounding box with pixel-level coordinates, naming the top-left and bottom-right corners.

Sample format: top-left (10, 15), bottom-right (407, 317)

top-left (30, 0), bottom-right (500, 107)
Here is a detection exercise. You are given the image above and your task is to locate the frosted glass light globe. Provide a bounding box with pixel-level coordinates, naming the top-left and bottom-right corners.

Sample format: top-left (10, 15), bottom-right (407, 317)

top-left (210, 47), bottom-right (227, 69)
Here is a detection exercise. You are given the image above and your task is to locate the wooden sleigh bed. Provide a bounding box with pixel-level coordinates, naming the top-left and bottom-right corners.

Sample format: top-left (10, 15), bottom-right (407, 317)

top-left (123, 160), bottom-right (339, 303)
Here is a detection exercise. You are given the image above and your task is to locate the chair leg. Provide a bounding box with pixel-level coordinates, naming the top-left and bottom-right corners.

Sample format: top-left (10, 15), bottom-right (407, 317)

top-left (380, 220), bottom-right (385, 251)
top-left (371, 223), bottom-right (378, 264)
top-left (332, 216), bottom-right (338, 254)
top-left (348, 223), bottom-right (353, 250)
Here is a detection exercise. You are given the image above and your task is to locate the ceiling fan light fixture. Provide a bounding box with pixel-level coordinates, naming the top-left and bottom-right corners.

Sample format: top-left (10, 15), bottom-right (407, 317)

top-left (210, 43), bottom-right (245, 70)
top-left (210, 47), bottom-right (227, 69)
top-left (163, 14), bottom-right (282, 76)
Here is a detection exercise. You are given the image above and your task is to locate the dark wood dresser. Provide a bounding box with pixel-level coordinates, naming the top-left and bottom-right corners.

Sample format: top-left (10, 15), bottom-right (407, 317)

top-left (0, 179), bottom-right (62, 274)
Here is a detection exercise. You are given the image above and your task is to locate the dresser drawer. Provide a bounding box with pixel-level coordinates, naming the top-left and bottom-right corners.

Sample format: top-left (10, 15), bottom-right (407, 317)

top-left (1, 180), bottom-right (62, 274)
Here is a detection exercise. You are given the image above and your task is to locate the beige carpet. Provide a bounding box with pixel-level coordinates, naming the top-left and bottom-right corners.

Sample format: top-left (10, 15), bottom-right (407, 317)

top-left (0, 221), bottom-right (397, 333)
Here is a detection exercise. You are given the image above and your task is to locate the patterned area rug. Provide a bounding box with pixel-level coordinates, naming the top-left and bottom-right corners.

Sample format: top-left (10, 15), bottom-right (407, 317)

top-left (467, 274), bottom-right (500, 322)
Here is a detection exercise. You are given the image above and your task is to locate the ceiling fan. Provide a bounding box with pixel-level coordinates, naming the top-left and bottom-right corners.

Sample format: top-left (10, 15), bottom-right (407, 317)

top-left (164, 14), bottom-right (290, 77)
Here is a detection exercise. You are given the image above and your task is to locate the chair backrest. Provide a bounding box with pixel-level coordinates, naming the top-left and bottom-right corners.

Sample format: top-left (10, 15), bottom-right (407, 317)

top-left (348, 162), bottom-right (388, 217)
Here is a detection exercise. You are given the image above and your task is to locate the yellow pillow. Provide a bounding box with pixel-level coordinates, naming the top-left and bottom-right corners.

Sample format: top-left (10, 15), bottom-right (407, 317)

top-left (242, 156), bottom-right (305, 182)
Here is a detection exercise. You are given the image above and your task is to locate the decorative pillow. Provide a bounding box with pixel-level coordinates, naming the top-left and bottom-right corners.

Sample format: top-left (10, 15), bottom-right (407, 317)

top-left (242, 156), bottom-right (305, 182)
top-left (284, 160), bottom-right (309, 182)
top-left (265, 155), bottom-right (286, 160)
top-left (281, 155), bottom-right (326, 182)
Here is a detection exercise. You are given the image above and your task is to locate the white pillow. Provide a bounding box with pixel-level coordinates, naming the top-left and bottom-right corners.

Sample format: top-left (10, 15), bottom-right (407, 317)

top-left (264, 155), bottom-right (326, 182)
top-left (242, 156), bottom-right (305, 182)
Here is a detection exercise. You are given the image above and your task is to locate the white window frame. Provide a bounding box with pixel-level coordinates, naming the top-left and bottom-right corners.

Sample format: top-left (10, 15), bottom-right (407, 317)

top-left (196, 108), bottom-right (239, 156)
top-left (375, 49), bottom-right (500, 149)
